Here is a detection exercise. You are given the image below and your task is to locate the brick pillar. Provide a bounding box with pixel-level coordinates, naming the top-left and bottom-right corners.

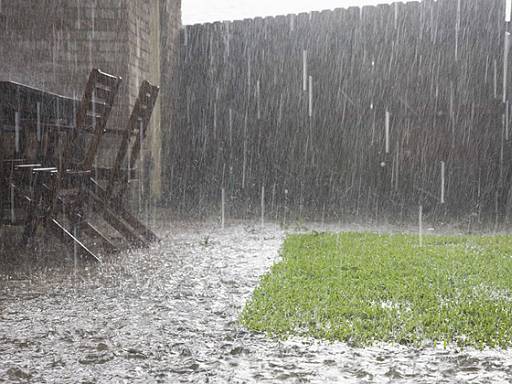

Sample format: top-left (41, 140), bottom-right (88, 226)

top-left (148, 0), bottom-right (162, 199)
top-left (0, 0), bottom-right (182, 202)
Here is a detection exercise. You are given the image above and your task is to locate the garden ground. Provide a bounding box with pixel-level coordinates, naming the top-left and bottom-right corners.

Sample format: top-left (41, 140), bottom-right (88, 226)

top-left (1, 220), bottom-right (512, 383)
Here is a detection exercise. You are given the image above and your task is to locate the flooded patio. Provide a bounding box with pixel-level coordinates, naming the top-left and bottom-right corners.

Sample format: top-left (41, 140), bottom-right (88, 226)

top-left (1, 220), bottom-right (512, 383)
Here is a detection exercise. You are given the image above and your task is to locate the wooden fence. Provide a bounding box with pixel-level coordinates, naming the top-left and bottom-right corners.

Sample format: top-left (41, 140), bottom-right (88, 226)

top-left (166, 0), bottom-right (512, 225)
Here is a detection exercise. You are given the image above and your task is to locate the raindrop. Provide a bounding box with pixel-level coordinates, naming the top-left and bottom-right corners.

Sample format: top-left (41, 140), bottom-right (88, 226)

top-left (418, 205), bottom-right (423, 247)
top-left (385, 110), bottom-right (391, 154)
top-left (441, 161), bottom-right (445, 204)
top-left (242, 112), bottom-right (247, 189)
top-left (303, 49), bottom-right (308, 91)
top-left (247, 53), bottom-right (251, 88)
top-left (308, 75), bottom-right (313, 118)
top-left (73, 225), bottom-right (78, 273)
top-left (394, 140), bottom-right (399, 191)
top-left (15, 111), bottom-right (20, 155)
top-left (224, 21), bottom-right (230, 56)
top-left (139, 118), bottom-right (144, 213)
top-left (455, 0), bottom-right (460, 61)
top-left (127, 137), bottom-right (132, 178)
top-left (283, 189), bottom-right (288, 227)
top-left (221, 187), bottom-right (225, 229)
top-left (394, 3), bottom-right (398, 29)
top-left (36, 102), bottom-right (41, 142)
top-left (228, 107), bottom-right (233, 147)
top-left (256, 80), bottom-right (261, 120)
top-left (506, 101), bottom-right (510, 140)
top-left (261, 185), bottom-right (265, 230)
top-left (214, 101), bottom-right (217, 137)
top-left (504, 32), bottom-right (510, 103)
top-left (75, 0), bottom-right (80, 29)
top-left (494, 59), bottom-right (498, 99)
top-left (10, 183), bottom-right (15, 224)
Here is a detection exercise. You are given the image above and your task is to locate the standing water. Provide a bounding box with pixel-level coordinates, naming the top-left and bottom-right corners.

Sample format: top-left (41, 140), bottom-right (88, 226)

top-left (2, 220), bottom-right (512, 383)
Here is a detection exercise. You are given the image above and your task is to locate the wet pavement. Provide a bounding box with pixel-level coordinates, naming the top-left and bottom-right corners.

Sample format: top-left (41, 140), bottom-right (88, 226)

top-left (1, 221), bottom-right (512, 383)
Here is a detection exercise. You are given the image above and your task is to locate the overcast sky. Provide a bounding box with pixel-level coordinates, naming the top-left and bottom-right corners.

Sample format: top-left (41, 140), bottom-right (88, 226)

top-left (183, 0), bottom-right (395, 25)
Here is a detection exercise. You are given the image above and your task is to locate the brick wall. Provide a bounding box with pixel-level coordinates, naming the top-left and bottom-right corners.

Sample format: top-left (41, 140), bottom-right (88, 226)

top-left (160, 0), bottom-right (182, 200)
top-left (0, 0), bottom-right (182, 199)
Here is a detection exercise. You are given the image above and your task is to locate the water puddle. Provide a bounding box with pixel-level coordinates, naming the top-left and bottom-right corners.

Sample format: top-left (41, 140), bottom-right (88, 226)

top-left (1, 221), bottom-right (512, 383)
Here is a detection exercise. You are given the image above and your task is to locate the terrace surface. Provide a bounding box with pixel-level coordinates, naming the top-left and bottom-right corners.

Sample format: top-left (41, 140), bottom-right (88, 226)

top-left (1, 220), bottom-right (512, 383)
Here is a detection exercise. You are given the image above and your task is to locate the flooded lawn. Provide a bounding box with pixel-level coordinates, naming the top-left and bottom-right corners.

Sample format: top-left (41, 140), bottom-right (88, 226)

top-left (1, 221), bottom-right (512, 383)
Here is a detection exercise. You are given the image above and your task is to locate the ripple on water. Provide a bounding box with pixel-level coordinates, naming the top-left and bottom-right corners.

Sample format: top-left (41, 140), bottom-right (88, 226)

top-left (1, 221), bottom-right (512, 383)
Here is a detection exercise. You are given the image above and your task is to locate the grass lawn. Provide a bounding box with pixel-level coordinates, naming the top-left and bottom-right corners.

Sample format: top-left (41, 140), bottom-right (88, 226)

top-left (241, 232), bottom-right (512, 348)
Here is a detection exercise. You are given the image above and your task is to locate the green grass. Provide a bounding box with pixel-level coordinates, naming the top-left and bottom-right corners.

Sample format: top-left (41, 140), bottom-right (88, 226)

top-left (241, 232), bottom-right (512, 348)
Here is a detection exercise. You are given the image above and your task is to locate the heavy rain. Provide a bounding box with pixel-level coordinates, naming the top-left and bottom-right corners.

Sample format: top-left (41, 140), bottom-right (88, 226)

top-left (2, 0), bottom-right (512, 382)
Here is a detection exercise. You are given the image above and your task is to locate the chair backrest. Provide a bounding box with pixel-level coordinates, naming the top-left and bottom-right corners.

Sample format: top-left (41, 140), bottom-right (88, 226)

top-left (62, 68), bottom-right (121, 172)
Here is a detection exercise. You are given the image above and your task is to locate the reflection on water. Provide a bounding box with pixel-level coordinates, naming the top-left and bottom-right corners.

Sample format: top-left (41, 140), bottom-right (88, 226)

top-left (1, 221), bottom-right (512, 383)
